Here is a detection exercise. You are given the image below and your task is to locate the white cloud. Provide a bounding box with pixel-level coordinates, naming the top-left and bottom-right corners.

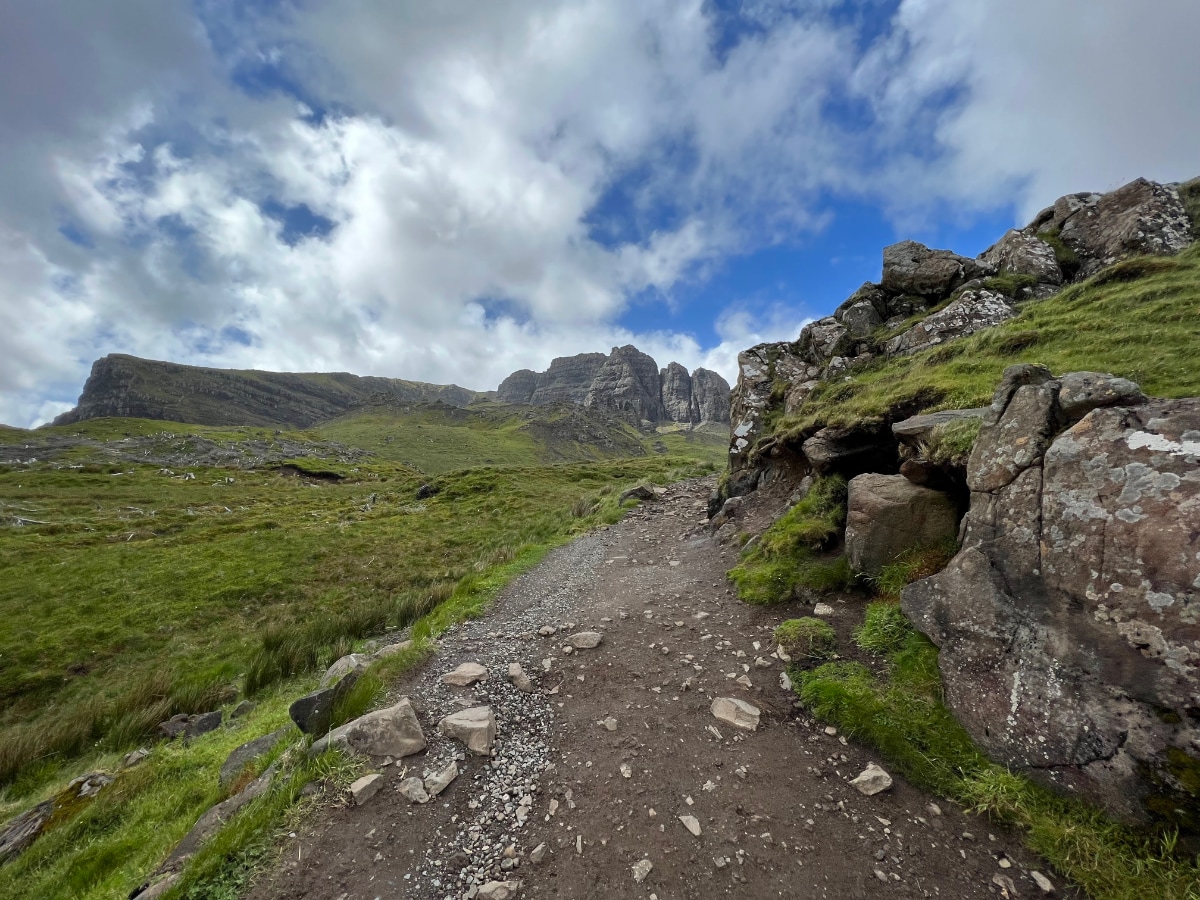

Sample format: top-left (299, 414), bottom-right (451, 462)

top-left (1, 0), bottom-right (1198, 426)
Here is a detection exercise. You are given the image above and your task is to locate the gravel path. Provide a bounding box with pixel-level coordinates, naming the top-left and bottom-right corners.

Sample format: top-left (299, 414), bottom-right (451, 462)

top-left (247, 476), bottom-right (1079, 900)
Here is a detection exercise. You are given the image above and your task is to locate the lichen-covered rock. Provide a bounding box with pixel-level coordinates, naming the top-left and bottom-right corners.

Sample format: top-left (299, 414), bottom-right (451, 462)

top-left (0, 772), bottom-right (113, 864)
top-left (844, 474), bottom-right (959, 576)
top-left (308, 696), bottom-right (426, 758)
top-left (884, 290), bottom-right (1017, 357)
top-left (837, 300), bottom-right (883, 339)
top-left (904, 367), bottom-right (1200, 830)
top-left (727, 341), bottom-right (810, 464)
top-left (979, 230), bottom-right (1062, 285)
top-left (881, 240), bottom-right (993, 298)
top-left (1057, 178), bottom-right (1193, 278)
top-left (891, 408), bottom-right (988, 449)
top-left (797, 318), bottom-right (851, 366)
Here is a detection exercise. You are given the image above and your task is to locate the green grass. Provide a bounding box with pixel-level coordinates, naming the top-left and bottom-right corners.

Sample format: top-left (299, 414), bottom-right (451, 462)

top-left (0, 417), bottom-right (718, 899)
top-left (774, 617), bottom-right (837, 663)
top-left (795, 602), bottom-right (1200, 900)
top-left (728, 476), bottom-right (852, 604)
top-left (869, 542), bottom-right (959, 599)
top-left (766, 244), bottom-right (1200, 441)
top-left (914, 418), bottom-right (981, 468)
top-left (1179, 177), bottom-right (1200, 239)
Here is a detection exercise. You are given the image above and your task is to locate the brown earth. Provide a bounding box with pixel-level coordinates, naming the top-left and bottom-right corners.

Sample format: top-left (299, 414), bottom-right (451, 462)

top-left (246, 476), bottom-right (1078, 900)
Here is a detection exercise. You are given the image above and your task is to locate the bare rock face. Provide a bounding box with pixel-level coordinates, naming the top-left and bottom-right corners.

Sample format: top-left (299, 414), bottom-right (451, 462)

top-left (661, 362), bottom-right (696, 424)
top-left (1056, 178), bottom-right (1193, 278)
top-left (585, 345), bottom-right (667, 424)
top-left (495, 369), bottom-right (541, 404)
top-left (881, 240), bottom-right (993, 297)
top-left (884, 290), bottom-right (1017, 357)
top-left (979, 230), bottom-right (1063, 286)
top-left (691, 368), bottom-right (732, 424)
top-left (844, 474), bottom-right (960, 576)
top-left (903, 366), bottom-right (1200, 831)
top-left (531, 353), bottom-right (609, 405)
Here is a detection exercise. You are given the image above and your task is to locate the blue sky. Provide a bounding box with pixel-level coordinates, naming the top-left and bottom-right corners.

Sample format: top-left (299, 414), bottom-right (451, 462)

top-left (1, 0), bottom-right (1199, 426)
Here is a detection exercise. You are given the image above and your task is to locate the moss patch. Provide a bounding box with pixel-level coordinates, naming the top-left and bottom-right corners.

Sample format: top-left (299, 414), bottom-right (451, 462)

top-left (774, 617), bottom-right (838, 663)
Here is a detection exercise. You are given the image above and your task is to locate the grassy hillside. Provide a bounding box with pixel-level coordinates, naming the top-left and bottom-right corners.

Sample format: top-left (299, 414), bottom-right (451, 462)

top-left (768, 244), bottom-right (1200, 442)
top-left (0, 416), bottom-right (717, 899)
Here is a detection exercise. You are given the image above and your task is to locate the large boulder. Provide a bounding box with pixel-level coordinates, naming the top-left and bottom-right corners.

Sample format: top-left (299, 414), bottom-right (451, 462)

top-left (979, 230), bottom-right (1062, 286)
top-left (585, 345), bottom-right (667, 424)
top-left (728, 341), bottom-right (815, 464)
top-left (903, 367), bottom-right (1200, 830)
top-left (660, 362), bottom-right (695, 425)
top-left (881, 240), bottom-right (993, 298)
top-left (844, 474), bottom-right (959, 576)
top-left (289, 670), bottom-right (361, 736)
top-left (884, 290), bottom-right (1017, 357)
top-left (1056, 178), bottom-right (1193, 278)
top-left (691, 368), bottom-right (732, 425)
top-left (797, 319), bottom-right (851, 366)
top-left (308, 696), bottom-right (426, 758)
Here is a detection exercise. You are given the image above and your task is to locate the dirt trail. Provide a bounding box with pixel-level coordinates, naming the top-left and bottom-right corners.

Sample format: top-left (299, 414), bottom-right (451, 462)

top-left (248, 476), bottom-right (1077, 900)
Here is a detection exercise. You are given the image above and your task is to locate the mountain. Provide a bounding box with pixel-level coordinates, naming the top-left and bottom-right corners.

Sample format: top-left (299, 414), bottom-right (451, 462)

top-left (498, 345), bottom-right (731, 426)
top-left (51, 354), bottom-right (491, 429)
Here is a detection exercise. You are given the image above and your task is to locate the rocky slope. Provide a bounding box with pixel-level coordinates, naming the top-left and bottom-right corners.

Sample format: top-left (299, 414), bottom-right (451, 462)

top-left (718, 176), bottom-right (1200, 833)
top-left (498, 345), bottom-right (731, 427)
top-left (52, 354), bottom-right (490, 429)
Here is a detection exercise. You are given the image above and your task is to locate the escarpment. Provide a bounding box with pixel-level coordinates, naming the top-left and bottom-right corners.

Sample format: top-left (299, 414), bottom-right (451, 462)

top-left (498, 345), bottom-right (731, 427)
top-left (719, 175), bottom-right (1200, 832)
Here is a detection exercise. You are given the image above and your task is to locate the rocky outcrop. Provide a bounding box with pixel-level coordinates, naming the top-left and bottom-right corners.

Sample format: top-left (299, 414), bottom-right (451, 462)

top-left (902, 366), bottom-right (1199, 829)
top-left (844, 474), bottom-right (959, 576)
top-left (54, 354), bottom-right (489, 429)
top-left (661, 362), bottom-right (696, 424)
top-left (501, 347), bottom-right (731, 427)
top-left (726, 176), bottom-right (1195, 476)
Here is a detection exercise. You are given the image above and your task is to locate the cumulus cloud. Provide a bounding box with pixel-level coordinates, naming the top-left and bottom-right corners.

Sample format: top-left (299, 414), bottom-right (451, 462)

top-left (1, 0), bottom-right (1198, 425)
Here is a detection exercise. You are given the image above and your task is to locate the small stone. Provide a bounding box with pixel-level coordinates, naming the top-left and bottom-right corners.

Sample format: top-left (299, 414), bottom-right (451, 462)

top-left (710, 697), bottom-right (760, 731)
top-left (601, 717), bottom-right (617, 731)
top-left (925, 802), bottom-right (942, 817)
top-left (813, 602), bottom-right (835, 616)
top-left (632, 859), bottom-right (653, 883)
top-left (529, 843), bottom-right (548, 864)
top-left (438, 706), bottom-right (498, 756)
top-left (424, 760), bottom-right (458, 797)
top-left (231, 700), bottom-right (256, 718)
top-left (779, 671), bottom-right (793, 691)
top-left (477, 880), bottom-right (521, 900)
top-left (506, 662), bottom-right (534, 693)
top-left (874, 869), bottom-right (888, 883)
top-left (824, 726), bottom-right (838, 736)
top-left (998, 856), bottom-right (1012, 869)
top-left (398, 776), bottom-right (429, 804)
top-left (538, 625), bottom-right (557, 636)
top-left (620, 763), bottom-right (632, 778)
top-left (1030, 870), bottom-right (1055, 894)
top-left (122, 748), bottom-right (151, 768)
top-left (679, 815), bottom-right (701, 837)
top-left (441, 662), bottom-right (488, 686)
top-left (736, 674), bottom-right (752, 688)
top-left (850, 763), bottom-right (894, 796)
top-left (992, 873), bottom-right (1018, 897)
top-left (351, 773), bottom-right (384, 806)
top-left (568, 631), bottom-right (603, 649)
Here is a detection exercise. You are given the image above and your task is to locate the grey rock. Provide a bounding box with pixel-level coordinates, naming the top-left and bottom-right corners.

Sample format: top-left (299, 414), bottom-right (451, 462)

top-left (711, 697), bottom-right (760, 731)
top-left (632, 859), bottom-right (654, 883)
top-left (186, 711), bottom-right (223, 739)
top-left (230, 700), bottom-right (256, 719)
top-left (289, 670), bottom-right (360, 735)
top-left (837, 299), bottom-right (884, 339)
top-left (797, 320), bottom-right (851, 367)
top-left (371, 639), bottom-right (414, 661)
top-left (884, 290), bottom-right (1017, 357)
top-left (619, 484), bottom-right (657, 504)
top-left (132, 874), bottom-right (179, 900)
top-left (437, 706), bottom-right (498, 756)
top-left (477, 880), bottom-right (522, 900)
top-left (308, 696), bottom-right (426, 758)
top-left (219, 728), bottom-right (289, 789)
top-left (397, 776), bottom-right (430, 804)
top-left (679, 814), bottom-right (702, 836)
top-left (881, 240), bottom-right (992, 298)
top-left (0, 772), bottom-right (114, 864)
top-left (904, 372), bottom-right (1200, 829)
top-left (844, 474), bottom-right (959, 576)
top-left (531, 353), bottom-right (608, 406)
top-left (163, 765), bottom-right (275, 871)
top-left (661, 361), bottom-right (696, 424)
top-left (122, 747), bottom-right (151, 768)
top-left (441, 662), bottom-right (488, 686)
top-left (424, 760), bottom-right (458, 797)
top-left (979, 230), bottom-right (1063, 285)
top-left (691, 368), bottom-right (732, 424)
top-left (835, 282), bottom-right (893, 320)
top-left (350, 773), bottom-right (384, 805)
top-left (320, 653), bottom-right (368, 688)
top-left (1056, 371), bottom-right (1146, 423)
top-left (506, 662), bottom-right (534, 693)
top-left (568, 631), bottom-right (603, 649)
top-left (1057, 177), bottom-right (1193, 277)
top-left (802, 424), bottom-right (896, 477)
top-left (892, 408), bottom-right (988, 448)
top-left (849, 762), bottom-right (894, 796)
top-left (529, 842), bottom-right (548, 863)
top-left (494, 368), bottom-right (541, 404)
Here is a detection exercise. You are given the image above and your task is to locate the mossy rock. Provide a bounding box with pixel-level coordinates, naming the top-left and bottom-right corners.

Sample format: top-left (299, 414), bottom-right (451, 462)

top-left (774, 617), bottom-right (838, 662)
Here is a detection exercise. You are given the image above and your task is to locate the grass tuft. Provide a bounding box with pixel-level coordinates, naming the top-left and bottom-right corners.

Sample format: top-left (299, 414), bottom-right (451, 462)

top-left (774, 617), bottom-right (838, 663)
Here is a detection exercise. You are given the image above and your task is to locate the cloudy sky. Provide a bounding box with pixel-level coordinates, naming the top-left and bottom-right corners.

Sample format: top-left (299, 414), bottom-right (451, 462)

top-left (2, 1), bottom-right (1198, 426)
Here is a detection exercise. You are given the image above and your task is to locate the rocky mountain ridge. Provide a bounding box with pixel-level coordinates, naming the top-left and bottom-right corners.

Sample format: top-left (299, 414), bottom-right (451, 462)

top-left (499, 345), bottom-right (731, 426)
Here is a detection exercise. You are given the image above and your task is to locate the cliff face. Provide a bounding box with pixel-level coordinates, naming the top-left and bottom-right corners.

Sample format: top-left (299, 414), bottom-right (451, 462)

top-left (497, 346), bottom-right (731, 426)
top-left (53, 355), bottom-right (489, 429)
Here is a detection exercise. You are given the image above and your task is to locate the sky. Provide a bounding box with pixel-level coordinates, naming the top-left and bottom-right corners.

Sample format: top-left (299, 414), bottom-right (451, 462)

top-left (2, 1), bottom-right (1198, 427)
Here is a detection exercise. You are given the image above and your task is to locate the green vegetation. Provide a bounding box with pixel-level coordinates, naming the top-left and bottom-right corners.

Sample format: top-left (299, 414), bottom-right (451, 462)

top-left (728, 476), bottom-right (852, 604)
top-left (870, 542), bottom-right (959, 599)
top-left (980, 272), bottom-right (1041, 299)
top-left (1179, 177), bottom-right (1200, 239)
top-left (773, 617), bottom-right (838, 663)
top-left (912, 417), bottom-right (981, 469)
top-left (0, 417), bottom-right (717, 899)
top-left (794, 595), bottom-right (1200, 900)
top-left (768, 244), bottom-right (1200, 440)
